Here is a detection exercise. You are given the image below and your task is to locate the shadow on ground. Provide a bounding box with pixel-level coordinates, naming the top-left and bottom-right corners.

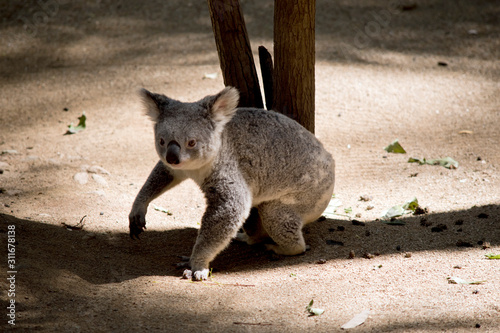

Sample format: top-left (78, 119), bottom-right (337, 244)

top-left (1, 204), bottom-right (498, 285)
top-left (1, 0), bottom-right (498, 82)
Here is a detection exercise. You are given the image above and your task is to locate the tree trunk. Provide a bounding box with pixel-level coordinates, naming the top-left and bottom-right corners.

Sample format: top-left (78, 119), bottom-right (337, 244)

top-left (207, 0), bottom-right (263, 108)
top-left (273, 0), bottom-right (316, 133)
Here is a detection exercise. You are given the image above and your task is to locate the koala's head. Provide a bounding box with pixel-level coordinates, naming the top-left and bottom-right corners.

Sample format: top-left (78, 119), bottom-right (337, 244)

top-left (141, 87), bottom-right (239, 170)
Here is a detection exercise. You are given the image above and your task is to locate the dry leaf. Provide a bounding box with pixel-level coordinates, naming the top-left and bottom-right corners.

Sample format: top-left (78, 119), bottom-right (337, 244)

top-left (341, 310), bottom-right (370, 329)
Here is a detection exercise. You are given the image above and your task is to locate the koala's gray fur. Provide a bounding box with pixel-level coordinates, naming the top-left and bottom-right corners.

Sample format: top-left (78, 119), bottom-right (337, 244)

top-left (129, 87), bottom-right (335, 281)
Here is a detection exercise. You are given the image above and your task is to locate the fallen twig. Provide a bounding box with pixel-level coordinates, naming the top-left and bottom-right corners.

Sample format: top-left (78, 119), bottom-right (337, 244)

top-left (62, 215), bottom-right (87, 230)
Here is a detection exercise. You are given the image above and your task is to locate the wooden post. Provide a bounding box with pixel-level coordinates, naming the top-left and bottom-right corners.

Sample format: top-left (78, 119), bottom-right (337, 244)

top-left (207, 0), bottom-right (264, 108)
top-left (273, 0), bottom-right (316, 133)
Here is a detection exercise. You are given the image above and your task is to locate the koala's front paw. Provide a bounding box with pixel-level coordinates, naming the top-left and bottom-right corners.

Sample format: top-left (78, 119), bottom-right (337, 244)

top-left (129, 210), bottom-right (147, 239)
top-left (181, 268), bottom-right (209, 281)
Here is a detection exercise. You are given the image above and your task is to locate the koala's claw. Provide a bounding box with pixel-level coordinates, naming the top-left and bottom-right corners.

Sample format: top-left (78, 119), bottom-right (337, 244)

top-left (182, 269), bottom-right (193, 280)
top-left (129, 224), bottom-right (146, 239)
top-left (181, 268), bottom-right (209, 281)
top-left (129, 213), bottom-right (147, 239)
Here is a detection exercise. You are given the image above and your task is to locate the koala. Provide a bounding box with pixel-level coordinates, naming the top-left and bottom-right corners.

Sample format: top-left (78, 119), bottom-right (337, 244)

top-left (129, 87), bottom-right (335, 281)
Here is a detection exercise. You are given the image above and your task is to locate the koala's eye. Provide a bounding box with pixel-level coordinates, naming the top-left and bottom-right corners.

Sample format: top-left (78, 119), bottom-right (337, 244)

top-left (159, 138), bottom-right (165, 146)
top-left (187, 139), bottom-right (197, 148)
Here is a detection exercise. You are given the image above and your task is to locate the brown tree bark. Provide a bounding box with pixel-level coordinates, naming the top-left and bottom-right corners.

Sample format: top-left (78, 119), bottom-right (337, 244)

top-left (273, 0), bottom-right (316, 133)
top-left (207, 0), bottom-right (263, 108)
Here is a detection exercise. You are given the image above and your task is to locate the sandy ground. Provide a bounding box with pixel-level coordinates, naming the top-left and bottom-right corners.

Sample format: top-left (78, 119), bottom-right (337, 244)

top-left (1, 0), bottom-right (499, 332)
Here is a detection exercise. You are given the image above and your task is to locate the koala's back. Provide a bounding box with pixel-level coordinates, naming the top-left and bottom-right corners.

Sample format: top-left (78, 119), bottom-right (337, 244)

top-left (221, 108), bottom-right (335, 220)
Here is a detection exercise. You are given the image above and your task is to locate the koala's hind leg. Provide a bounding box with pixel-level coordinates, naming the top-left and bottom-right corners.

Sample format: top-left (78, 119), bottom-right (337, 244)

top-left (258, 201), bottom-right (306, 256)
top-left (236, 207), bottom-right (270, 245)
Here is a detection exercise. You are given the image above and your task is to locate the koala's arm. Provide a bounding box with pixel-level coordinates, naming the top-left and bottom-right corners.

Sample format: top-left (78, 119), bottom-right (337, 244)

top-left (184, 171), bottom-right (252, 280)
top-left (129, 161), bottom-right (183, 238)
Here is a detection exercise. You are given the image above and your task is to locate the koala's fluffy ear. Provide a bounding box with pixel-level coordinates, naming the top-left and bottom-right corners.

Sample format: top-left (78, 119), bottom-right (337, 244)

top-left (140, 89), bottom-right (163, 122)
top-left (205, 87), bottom-right (240, 124)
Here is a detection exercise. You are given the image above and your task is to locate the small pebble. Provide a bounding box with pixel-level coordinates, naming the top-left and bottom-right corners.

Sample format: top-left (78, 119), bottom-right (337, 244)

top-left (316, 259), bottom-right (327, 264)
top-left (396, 245), bottom-right (401, 251)
top-left (404, 252), bottom-right (412, 258)
top-left (472, 290), bottom-right (479, 295)
top-left (482, 241), bottom-right (490, 249)
top-left (348, 250), bottom-right (355, 259)
top-left (413, 206), bottom-right (428, 215)
top-left (73, 172), bottom-right (89, 185)
top-left (456, 240), bottom-right (473, 247)
top-left (352, 220), bottom-right (366, 226)
top-left (359, 195), bottom-right (372, 202)
top-left (363, 252), bottom-right (375, 259)
top-left (420, 218), bottom-right (432, 227)
top-left (477, 213), bottom-right (488, 219)
top-left (431, 224), bottom-right (447, 232)
top-left (366, 205), bottom-right (374, 211)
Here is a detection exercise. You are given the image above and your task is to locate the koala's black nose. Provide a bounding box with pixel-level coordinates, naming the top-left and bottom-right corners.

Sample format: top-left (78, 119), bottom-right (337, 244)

top-left (166, 141), bottom-right (181, 165)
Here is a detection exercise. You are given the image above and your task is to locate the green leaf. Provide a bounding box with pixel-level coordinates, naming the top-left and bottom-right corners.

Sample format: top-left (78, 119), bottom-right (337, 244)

top-left (485, 254), bottom-right (500, 259)
top-left (344, 207), bottom-right (352, 214)
top-left (402, 197), bottom-right (419, 211)
top-left (408, 156), bottom-right (458, 169)
top-left (152, 204), bottom-right (173, 215)
top-left (65, 112), bottom-right (87, 135)
top-left (381, 197), bottom-right (419, 220)
top-left (447, 277), bottom-right (486, 285)
top-left (305, 299), bottom-right (325, 316)
top-left (384, 139), bottom-right (406, 154)
top-left (408, 157), bottom-right (424, 164)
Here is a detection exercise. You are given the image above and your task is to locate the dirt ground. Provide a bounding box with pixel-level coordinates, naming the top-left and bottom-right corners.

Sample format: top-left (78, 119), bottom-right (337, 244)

top-left (1, 0), bottom-right (499, 332)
